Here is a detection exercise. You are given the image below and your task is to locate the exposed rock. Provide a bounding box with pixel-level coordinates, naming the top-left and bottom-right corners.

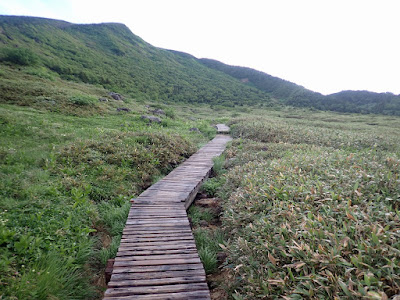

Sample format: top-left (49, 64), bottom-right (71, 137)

top-left (189, 127), bottom-right (200, 132)
top-left (199, 220), bottom-right (209, 227)
top-left (99, 97), bottom-right (108, 102)
top-left (151, 108), bottom-right (165, 115)
top-left (141, 115), bottom-right (161, 123)
top-left (217, 252), bottom-right (227, 264)
top-left (108, 92), bottom-right (123, 100)
top-left (117, 107), bottom-right (131, 112)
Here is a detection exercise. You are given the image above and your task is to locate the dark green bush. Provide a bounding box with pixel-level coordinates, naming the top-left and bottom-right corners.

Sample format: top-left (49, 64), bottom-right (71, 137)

top-left (1, 48), bottom-right (39, 66)
top-left (68, 95), bottom-right (97, 106)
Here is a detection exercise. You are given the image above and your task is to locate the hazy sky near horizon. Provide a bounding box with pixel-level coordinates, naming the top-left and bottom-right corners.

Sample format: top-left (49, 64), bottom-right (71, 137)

top-left (0, 0), bottom-right (399, 95)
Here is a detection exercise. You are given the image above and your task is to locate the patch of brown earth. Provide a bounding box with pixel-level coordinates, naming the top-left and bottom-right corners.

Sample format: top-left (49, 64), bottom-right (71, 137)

top-left (208, 269), bottom-right (233, 300)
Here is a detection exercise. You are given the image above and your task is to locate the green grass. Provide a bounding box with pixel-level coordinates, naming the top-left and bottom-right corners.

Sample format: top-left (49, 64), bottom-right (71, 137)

top-left (193, 228), bottom-right (226, 274)
top-left (0, 97), bottom-right (228, 299)
top-left (215, 111), bottom-right (400, 299)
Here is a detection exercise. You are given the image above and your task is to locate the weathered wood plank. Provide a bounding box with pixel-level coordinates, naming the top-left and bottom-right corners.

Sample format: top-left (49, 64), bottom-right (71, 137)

top-left (115, 253), bottom-right (200, 261)
top-left (104, 282), bottom-right (209, 296)
top-left (110, 269), bottom-right (205, 280)
top-left (111, 263), bottom-right (205, 274)
top-left (118, 243), bottom-right (197, 251)
top-left (113, 257), bottom-right (201, 267)
top-left (116, 249), bottom-right (198, 257)
top-left (108, 275), bottom-right (206, 287)
top-left (120, 236), bottom-right (195, 243)
top-left (104, 290), bottom-right (210, 300)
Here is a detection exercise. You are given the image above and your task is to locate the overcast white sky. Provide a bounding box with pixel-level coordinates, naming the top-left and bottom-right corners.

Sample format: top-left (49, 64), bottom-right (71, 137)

top-left (0, 0), bottom-right (399, 95)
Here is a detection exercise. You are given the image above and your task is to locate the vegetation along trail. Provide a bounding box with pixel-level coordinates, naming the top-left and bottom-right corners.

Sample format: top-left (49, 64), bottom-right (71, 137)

top-left (0, 14), bottom-right (399, 300)
top-left (205, 112), bottom-right (400, 299)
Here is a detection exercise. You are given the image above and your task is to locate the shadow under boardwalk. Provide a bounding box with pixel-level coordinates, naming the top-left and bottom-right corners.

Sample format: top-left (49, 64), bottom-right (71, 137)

top-left (104, 133), bottom-right (232, 300)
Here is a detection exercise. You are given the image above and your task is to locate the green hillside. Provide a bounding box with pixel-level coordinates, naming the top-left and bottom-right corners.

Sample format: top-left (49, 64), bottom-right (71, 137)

top-left (1, 15), bottom-right (399, 115)
top-left (0, 15), bottom-right (272, 108)
top-left (200, 58), bottom-right (400, 115)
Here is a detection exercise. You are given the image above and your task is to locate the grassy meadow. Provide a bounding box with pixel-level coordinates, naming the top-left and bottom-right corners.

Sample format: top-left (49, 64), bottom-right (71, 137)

top-left (1, 58), bottom-right (399, 300)
top-left (212, 109), bottom-right (400, 299)
top-left (0, 65), bottom-right (239, 299)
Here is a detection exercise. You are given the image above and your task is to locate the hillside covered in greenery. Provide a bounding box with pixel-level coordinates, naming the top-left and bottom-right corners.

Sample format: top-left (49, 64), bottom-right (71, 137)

top-left (200, 58), bottom-right (400, 115)
top-left (1, 15), bottom-right (399, 116)
top-left (0, 15), bottom-right (272, 108)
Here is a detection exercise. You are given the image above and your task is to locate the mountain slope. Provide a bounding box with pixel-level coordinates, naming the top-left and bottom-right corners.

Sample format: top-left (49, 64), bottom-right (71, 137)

top-left (1, 15), bottom-right (399, 115)
top-left (0, 15), bottom-right (272, 107)
top-left (200, 58), bottom-right (323, 101)
top-left (200, 58), bottom-right (400, 115)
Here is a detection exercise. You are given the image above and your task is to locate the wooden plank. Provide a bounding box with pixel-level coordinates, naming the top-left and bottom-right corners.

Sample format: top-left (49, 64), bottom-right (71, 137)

top-left (111, 263), bottom-right (205, 274)
top-left (116, 249), bottom-right (198, 257)
top-left (121, 230), bottom-right (193, 236)
top-left (110, 269), bottom-right (205, 280)
top-left (113, 258), bottom-right (201, 267)
top-left (104, 283), bottom-right (209, 297)
top-left (115, 253), bottom-right (200, 261)
top-left (104, 290), bottom-right (210, 299)
top-left (120, 238), bottom-right (195, 244)
top-left (122, 229), bottom-right (193, 234)
top-left (108, 275), bottom-right (206, 287)
top-left (118, 245), bottom-right (197, 252)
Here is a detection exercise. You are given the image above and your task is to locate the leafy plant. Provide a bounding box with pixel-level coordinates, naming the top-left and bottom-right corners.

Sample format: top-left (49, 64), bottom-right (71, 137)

top-left (198, 247), bottom-right (217, 274)
top-left (68, 95), bottom-right (97, 106)
top-left (201, 177), bottom-right (224, 197)
top-left (1, 47), bottom-right (39, 66)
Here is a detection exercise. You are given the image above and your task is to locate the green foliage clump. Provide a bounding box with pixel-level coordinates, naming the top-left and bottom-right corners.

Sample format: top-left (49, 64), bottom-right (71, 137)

top-left (194, 228), bottom-right (225, 274)
top-left (1, 47), bottom-right (39, 66)
top-left (188, 206), bottom-right (214, 226)
top-left (201, 177), bottom-right (224, 197)
top-left (219, 113), bottom-right (400, 299)
top-left (68, 94), bottom-right (97, 106)
top-left (56, 131), bottom-right (196, 200)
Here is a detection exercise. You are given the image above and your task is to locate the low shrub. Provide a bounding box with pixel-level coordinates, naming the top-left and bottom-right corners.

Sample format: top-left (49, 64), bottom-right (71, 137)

top-left (201, 177), bottom-right (224, 197)
top-left (68, 95), bottom-right (97, 106)
top-left (1, 47), bottom-right (39, 66)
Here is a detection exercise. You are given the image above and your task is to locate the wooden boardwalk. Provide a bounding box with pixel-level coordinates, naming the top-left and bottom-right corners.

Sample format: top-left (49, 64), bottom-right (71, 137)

top-left (215, 124), bottom-right (230, 134)
top-left (104, 132), bottom-right (232, 300)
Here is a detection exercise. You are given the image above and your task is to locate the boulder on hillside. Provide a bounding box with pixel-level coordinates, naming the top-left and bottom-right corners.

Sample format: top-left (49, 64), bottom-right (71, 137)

top-left (108, 92), bottom-right (123, 100)
top-left (141, 115), bottom-right (161, 123)
top-left (189, 127), bottom-right (200, 132)
top-left (151, 108), bottom-right (165, 115)
top-left (117, 107), bottom-right (131, 112)
top-left (99, 97), bottom-right (108, 102)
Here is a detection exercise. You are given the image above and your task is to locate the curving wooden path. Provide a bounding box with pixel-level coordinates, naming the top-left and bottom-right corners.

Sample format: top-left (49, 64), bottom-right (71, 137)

top-left (104, 127), bottom-right (231, 300)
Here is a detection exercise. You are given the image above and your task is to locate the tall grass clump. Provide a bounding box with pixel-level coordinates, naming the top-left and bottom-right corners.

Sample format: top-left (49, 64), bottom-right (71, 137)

top-left (194, 228), bottom-right (225, 274)
top-left (220, 113), bottom-right (400, 299)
